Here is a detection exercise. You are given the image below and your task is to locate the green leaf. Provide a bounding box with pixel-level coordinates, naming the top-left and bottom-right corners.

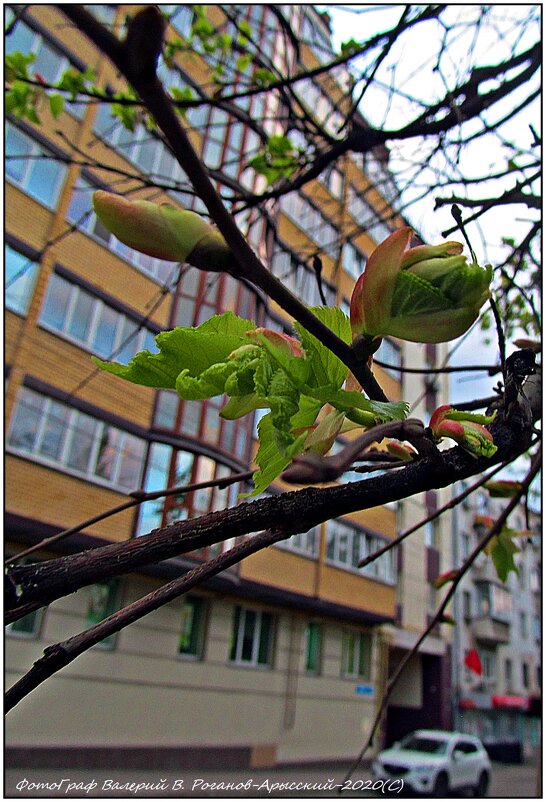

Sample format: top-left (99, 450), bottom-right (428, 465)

top-left (392, 270), bottom-right (452, 316)
top-left (254, 67), bottom-right (277, 87)
top-left (48, 93), bottom-right (65, 118)
top-left (247, 413), bottom-right (308, 496)
top-left (176, 361), bottom-right (237, 400)
top-left (5, 51), bottom-right (35, 81)
top-left (220, 393), bottom-right (266, 420)
top-left (309, 387), bottom-right (408, 426)
top-left (485, 528), bottom-right (520, 582)
top-left (294, 306), bottom-right (352, 389)
top-left (93, 312), bottom-right (255, 389)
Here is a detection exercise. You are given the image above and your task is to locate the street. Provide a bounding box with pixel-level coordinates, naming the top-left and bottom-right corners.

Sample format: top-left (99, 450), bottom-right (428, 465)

top-left (5, 760), bottom-right (539, 798)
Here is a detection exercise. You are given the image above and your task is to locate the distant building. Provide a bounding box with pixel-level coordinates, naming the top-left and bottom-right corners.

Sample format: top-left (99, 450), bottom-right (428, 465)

top-left (6, 5), bottom-right (452, 767)
top-left (451, 482), bottom-right (541, 759)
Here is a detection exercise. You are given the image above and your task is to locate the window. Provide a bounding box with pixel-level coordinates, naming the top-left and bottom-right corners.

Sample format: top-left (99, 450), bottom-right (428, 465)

top-left (304, 622), bottom-right (322, 675)
top-left (463, 590), bottom-right (472, 619)
top-left (342, 630), bottom-right (372, 679)
top-left (40, 273), bottom-right (159, 362)
top-left (375, 338), bottom-right (402, 379)
top-left (135, 444), bottom-right (244, 537)
top-left (522, 662), bottom-right (530, 689)
top-left (520, 612), bottom-right (528, 639)
top-left (6, 561), bottom-right (44, 638)
top-left (424, 519), bottom-right (439, 549)
top-left (5, 243), bottom-right (39, 315)
top-left (347, 185), bottom-right (392, 243)
top-left (229, 606), bottom-right (274, 667)
top-left (461, 532), bottom-right (472, 559)
top-left (85, 580), bottom-right (120, 648)
top-left (481, 649), bottom-right (496, 681)
top-left (343, 242), bottom-right (366, 280)
top-left (278, 194), bottom-right (340, 260)
top-left (8, 387), bottom-right (146, 491)
top-left (505, 658), bottom-right (512, 685)
top-left (277, 528), bottom-right (318, 557)
top-left (178, 596), bottom-right (206, 658)
top-left (6, 122), bottom-right (68, 208)
top-left (326, 519), bottom-right (395, 584)
top-left (6, 19), bottom-right (84, 118)
top-left (270, 242), bottom-right (336, 306)
top-left (6, 607), bottom-right (43, 638)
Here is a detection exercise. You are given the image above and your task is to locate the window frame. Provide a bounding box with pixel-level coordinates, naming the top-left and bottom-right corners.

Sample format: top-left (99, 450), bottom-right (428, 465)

top-left (7, 387), bottom-right (146, 493)
top-left (229, 605), bottom-right (275, 669)
top-left (341, 629), bottom-right (372, 680)
top-left (39, 271), bottom-right (159, 363)
top-left (5, 241), bottom-right (40, 316)
top-left (6, 121), bottom-right (68, 210)
top-left (178, 595), bottom-right (207, 660)
top-left (304, 621), bottom-right (323, 675)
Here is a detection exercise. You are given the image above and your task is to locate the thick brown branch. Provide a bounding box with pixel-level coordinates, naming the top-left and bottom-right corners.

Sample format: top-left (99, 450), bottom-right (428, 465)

top-left (5, 400), bottom-right (533, 615)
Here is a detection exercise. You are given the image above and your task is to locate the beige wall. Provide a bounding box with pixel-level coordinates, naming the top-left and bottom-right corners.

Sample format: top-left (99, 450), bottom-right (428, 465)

top-left (6, 577), bottom-right (379, 761)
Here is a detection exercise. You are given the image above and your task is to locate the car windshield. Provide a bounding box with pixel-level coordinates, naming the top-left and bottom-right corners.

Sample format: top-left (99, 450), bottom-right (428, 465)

top-left (399, 736), bottom-right (449, 755)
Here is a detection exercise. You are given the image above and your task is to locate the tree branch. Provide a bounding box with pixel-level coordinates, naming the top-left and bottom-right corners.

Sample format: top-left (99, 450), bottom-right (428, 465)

top-left (5, 396), bottom-right (533, 615)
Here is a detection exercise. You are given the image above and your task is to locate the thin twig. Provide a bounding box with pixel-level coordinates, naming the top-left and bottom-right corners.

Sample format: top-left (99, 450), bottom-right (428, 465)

top-left (7, 470), bottom-right (254, 565)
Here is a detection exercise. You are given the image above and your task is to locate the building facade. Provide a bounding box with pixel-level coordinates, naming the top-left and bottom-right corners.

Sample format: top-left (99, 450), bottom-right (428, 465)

top-left (6, 5), bottom-right (452, 767)
top-left (451, 485), bottom-right (541, 760)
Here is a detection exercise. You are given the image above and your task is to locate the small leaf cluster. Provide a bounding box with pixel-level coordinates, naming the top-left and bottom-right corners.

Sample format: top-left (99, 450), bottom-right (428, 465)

top-left (5, 49), bottom-right (97, 124)
top-left (93, 310), bottom-right (408, 494)
top-left (247, 134), bottom-right (304, 185)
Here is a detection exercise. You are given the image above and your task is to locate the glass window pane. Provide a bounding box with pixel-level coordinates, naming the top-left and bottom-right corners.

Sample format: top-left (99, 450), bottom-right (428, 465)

top-left (6, 124), bottom-right (30, 182)
top-left (116, 434), bottom-right (145, 489)
top-left (258, 613), bottom-right (272, 665)
top-left (6, 244), bottom-right (39, 314)
top-left (38, 400), bottom-right (69, 460)
top-left (67, 288), bottom-right (95, 343)
top-left (26, 155), bottom-right (66, 208)
top-left (40, 274), bottom-right (73, 331)
top-left (86, 580), bottom-right (119, 648)
top-left (65, 413), bottom-right (97, 472)
top-left (179, 596), bottom-right (205, 657)
top-left (229, 606), bottom-right (241, 661)
top-left (6, 607), bottom-right (41, 636)
top-left (241, 609), bottom-right (256, 662)
top-left (136, 442), bottom-right (173, 535)
top-left (94, 427), bottom-right (118, 481)
top-left (5, 20), bottom-right (35, 55)
top-left (33, 40), bottom-right (65, 83)
top-left (92, 305), bottom-right (119, 356)
top-left (115, 317), bottom-right (139, 364)
top-left (8, 388), bottom-right (45, 452)
top-left (67, 178), bottom-right (93, 230)
top-left (154, 390), bottom-right (179, 429)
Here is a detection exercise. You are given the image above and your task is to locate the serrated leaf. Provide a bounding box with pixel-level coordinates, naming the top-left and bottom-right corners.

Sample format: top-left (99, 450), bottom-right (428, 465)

top-left (294, 307), bottom-right (352, 389)
top-left (246, 412), bottom-right (309, 496)
top-left (392, 270), bottom-right (452, 316)
top-left (93, 312), bottom-right (255, 388)
top-left (220, 393), bottom-right (266, 420)
top-left (175, 361), bottom-right (236, 400)
top-left (484, 527), bottom-right (520, 582)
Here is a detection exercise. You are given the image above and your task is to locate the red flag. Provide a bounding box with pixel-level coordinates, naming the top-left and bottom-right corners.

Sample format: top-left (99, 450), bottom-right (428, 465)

top-left (464, 648), bottom-right (482, 676)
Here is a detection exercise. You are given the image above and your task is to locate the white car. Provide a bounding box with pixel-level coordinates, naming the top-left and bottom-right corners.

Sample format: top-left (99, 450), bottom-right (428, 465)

top-left (372, 729), bottom-right (491, 797)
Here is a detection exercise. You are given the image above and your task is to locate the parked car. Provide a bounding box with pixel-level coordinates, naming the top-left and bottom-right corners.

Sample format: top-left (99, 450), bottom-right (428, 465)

top-left (372, 729), bottom-right (491, 797)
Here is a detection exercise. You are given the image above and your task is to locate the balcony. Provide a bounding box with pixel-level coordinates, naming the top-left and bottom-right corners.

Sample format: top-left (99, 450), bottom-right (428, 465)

top-left (471, 615), bottom-right (510, 646)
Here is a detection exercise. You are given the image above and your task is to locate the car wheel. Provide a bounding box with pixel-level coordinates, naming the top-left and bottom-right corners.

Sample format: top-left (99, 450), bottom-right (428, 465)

top-left (473, 771), bottom-right (489, 797)
top-left (432, 772), bottom-right (449, 797)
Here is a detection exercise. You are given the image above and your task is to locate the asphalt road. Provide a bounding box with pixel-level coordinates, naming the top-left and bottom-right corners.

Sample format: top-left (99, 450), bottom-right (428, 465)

top-left (4, 760), bottom-right (539, 798)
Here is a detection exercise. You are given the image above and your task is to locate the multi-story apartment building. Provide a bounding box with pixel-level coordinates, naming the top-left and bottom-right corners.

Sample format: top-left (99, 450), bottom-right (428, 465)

top-left (452, 485), bottom-right (541, 759)
top-left (6, 5), bottom-right (452, 767)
